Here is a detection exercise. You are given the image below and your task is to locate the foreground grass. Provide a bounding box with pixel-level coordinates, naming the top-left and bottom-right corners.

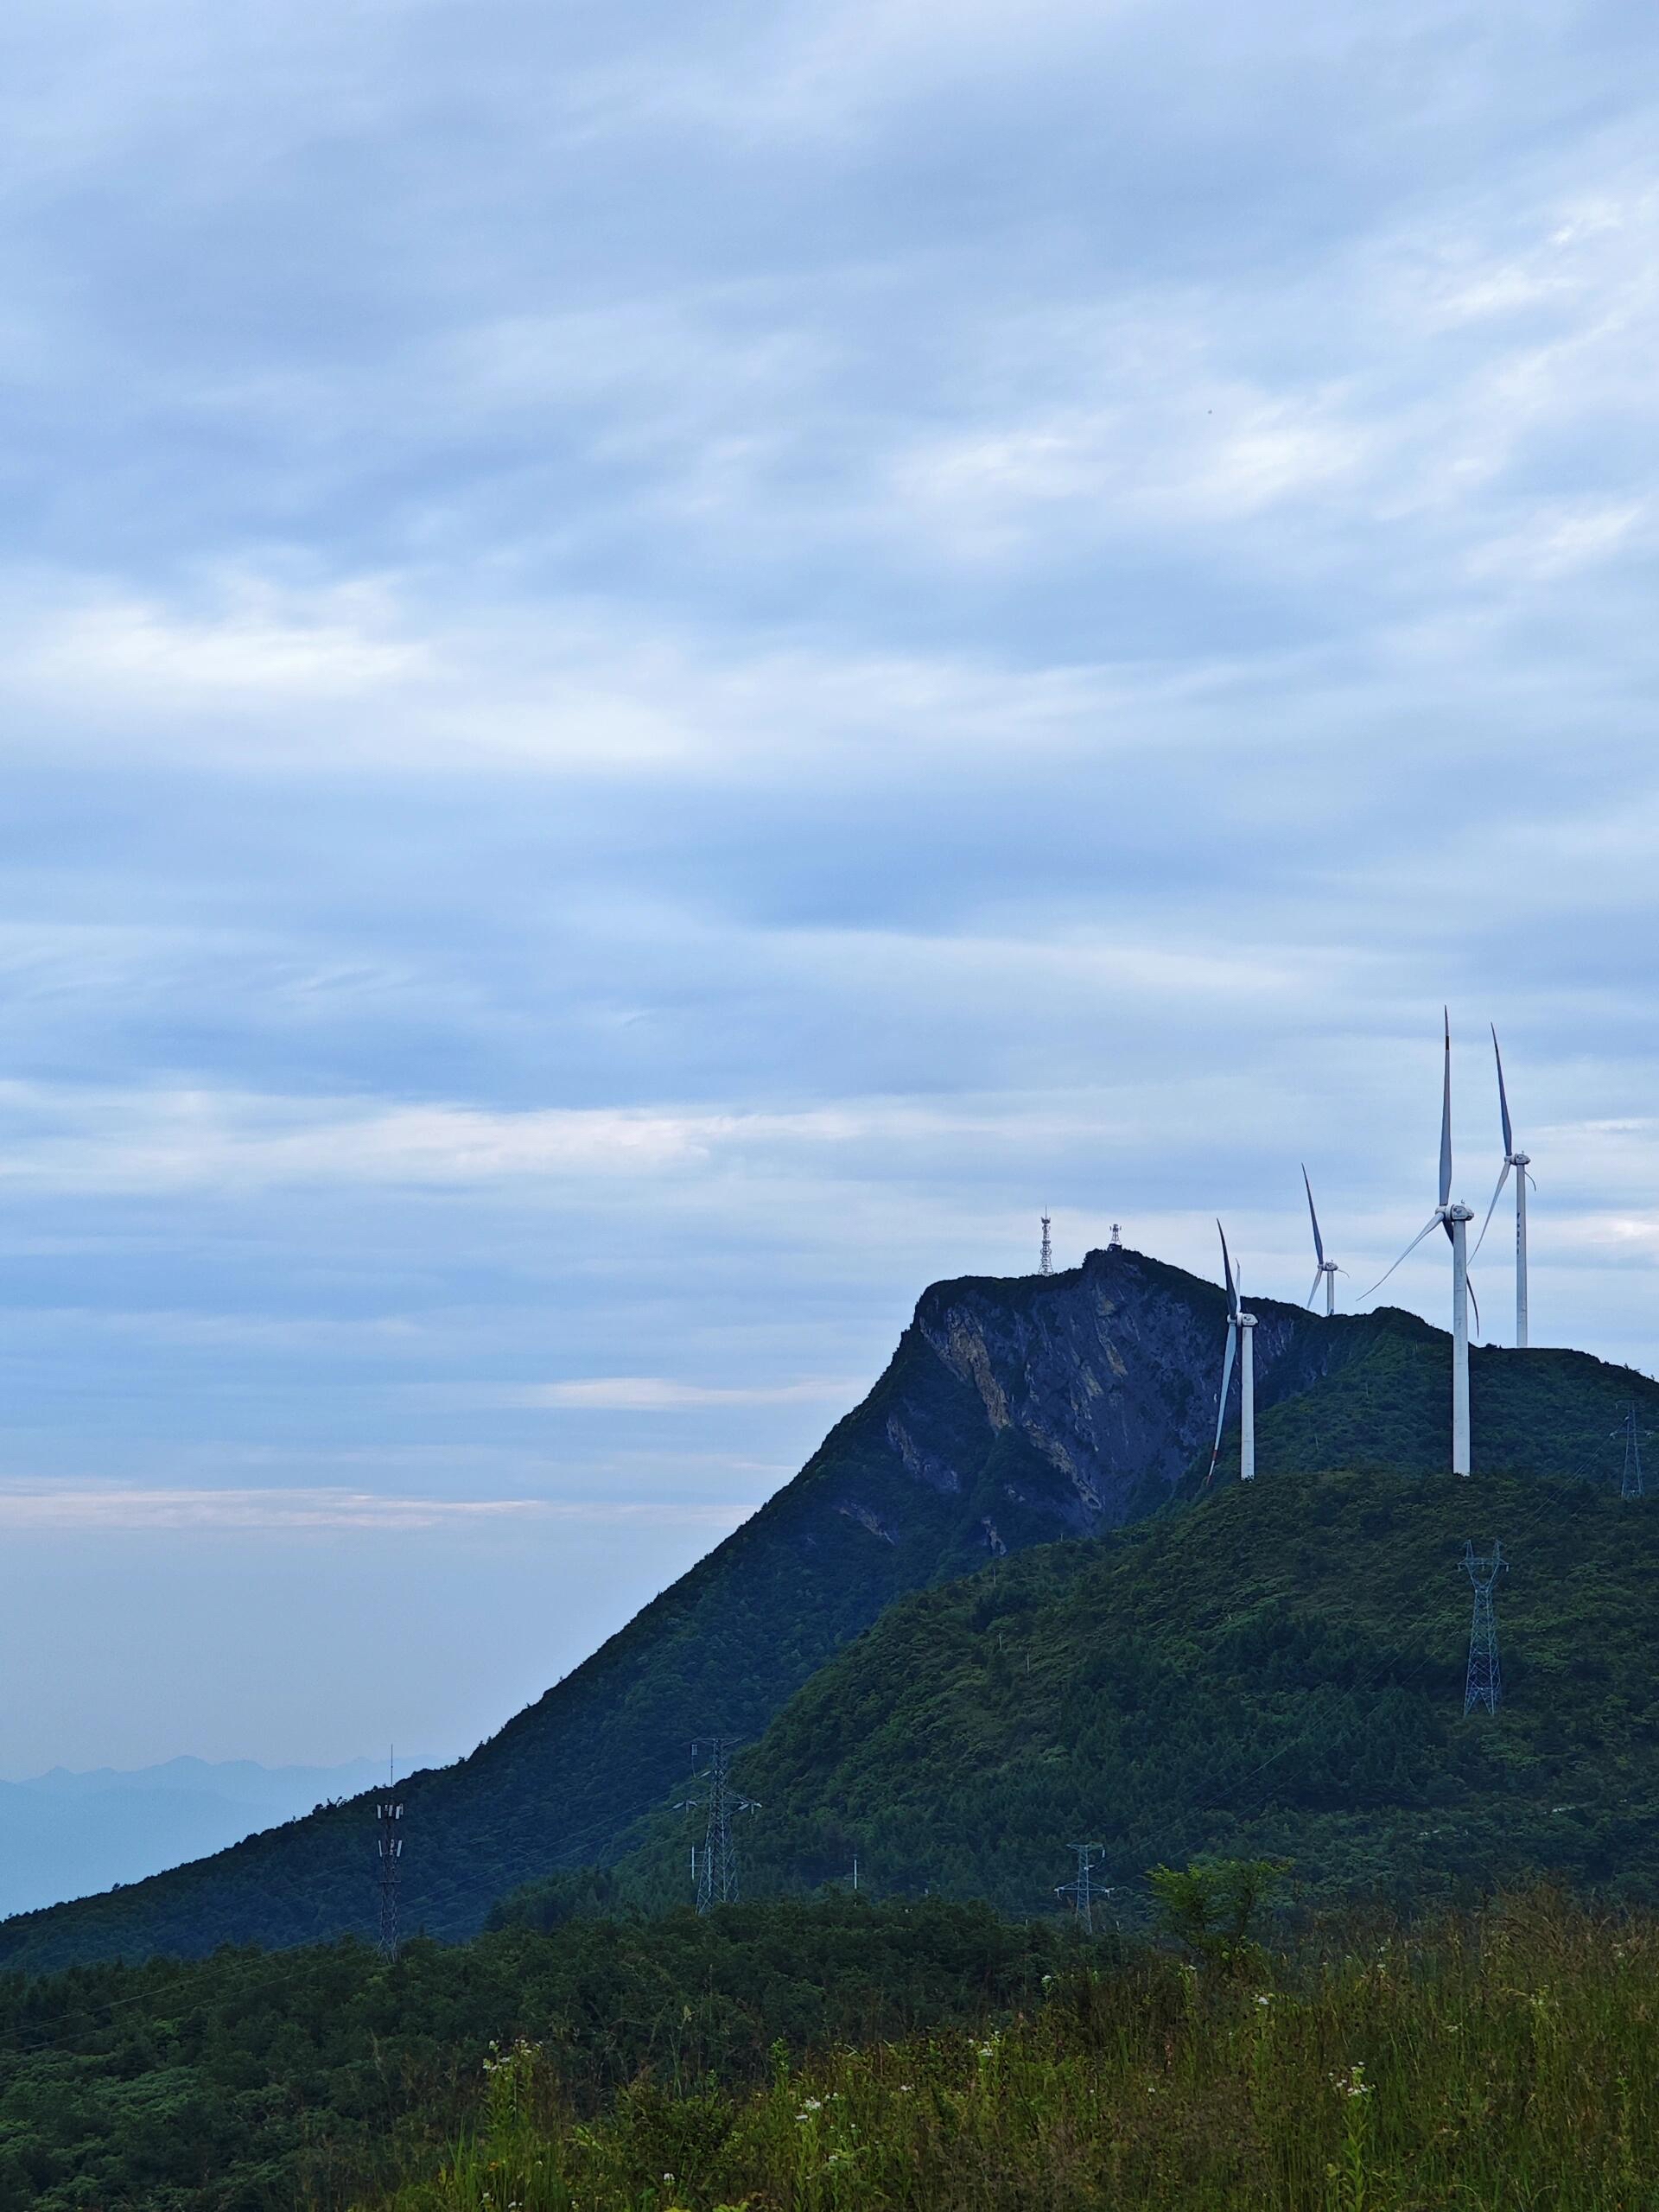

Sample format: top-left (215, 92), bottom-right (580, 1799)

top-left (362, 1893), bottom-right (1659, 2212)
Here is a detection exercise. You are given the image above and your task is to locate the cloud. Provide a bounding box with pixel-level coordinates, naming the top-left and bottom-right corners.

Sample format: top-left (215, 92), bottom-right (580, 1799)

top-left (29, 578), bottom-right (427, 701)
top-left (0, 1073), bottom-right (1360, 1197)
top-left (0, 1484), bottom-right (753, 1535)
top-left (0, 1085), bottom-right (716, 1192)
top-left (511, 1376), bottom-right (861, 1410)
top-left (1, 573), bottom-right (1151, 782)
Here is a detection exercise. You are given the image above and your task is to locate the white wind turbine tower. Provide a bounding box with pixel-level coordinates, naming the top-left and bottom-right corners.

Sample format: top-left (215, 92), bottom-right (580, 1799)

top-left (1472, 1027), bottom-right (1532, 1348)
top-left (1302, 1166), bottom-right (1339, 1314)
top-left (1206, 1220), bottom-right (1256, 1485)
top-left (1362, 1011), bottom-right (1475, 1477)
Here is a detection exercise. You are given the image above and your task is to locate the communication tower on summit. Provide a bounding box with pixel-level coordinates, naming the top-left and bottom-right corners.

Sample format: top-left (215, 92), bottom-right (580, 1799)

top-left (678, 1738), bottom-right (759, 1914)
top-left (375, 1753), bottom-right (404, 1960)
top-left (1461, 1542), bottom-right (1505, 1716)
top-left (1039, 1214), bottom-right (1052, 1275)
top-left (1109, 1224), bottom-right (1122, 1249)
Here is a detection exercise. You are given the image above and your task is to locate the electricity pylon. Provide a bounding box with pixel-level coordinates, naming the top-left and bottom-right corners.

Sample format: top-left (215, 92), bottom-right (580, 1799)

top-left (678, 1738), bottom-right (759, 1913)
top-left (1621, 1403), bottom-right (1645, 1500)
top-left (1461, 1541), bottom-right (1506, 1716)
top-left (1055, 1842), bottom-right (1107, 1933)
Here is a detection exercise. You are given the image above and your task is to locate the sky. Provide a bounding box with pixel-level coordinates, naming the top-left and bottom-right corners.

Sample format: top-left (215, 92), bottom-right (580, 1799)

top-left (0, 0), bottom-right (1656, 1775)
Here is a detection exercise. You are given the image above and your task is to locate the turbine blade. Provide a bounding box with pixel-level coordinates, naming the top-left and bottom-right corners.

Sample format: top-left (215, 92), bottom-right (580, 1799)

top-left (1469, 1158), bottom-right (1513, 1263)
top-left (1466, 1272), bottom-right (1482, 1338)
top-left (1306, 1267), bottom-right (1325, 1309)
top-left (1302, 1164), bottom-right (1325, 1268)
top-left (1491, 1024), bottom-right (1514, 1158)
top-left (1357, 1212), bottom-right (1443, 1302)
top-left (1206, 1320), bottom-right (1238, 1483)
top-left (1217, 1219), bottom-right (1238, 1322)
top-left (1440, 1007), bottom-right (1453, 1213)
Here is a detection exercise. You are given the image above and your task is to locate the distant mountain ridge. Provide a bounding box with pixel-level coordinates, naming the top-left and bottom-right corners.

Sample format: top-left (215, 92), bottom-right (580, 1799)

top-left (0, 1244), bottom-right (1649, 1972)
top-left (15, 1756), bottom-right (391, 1804)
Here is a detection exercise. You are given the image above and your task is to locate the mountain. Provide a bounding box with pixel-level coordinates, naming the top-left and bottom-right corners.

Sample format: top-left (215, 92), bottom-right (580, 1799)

top-left (0, 1758), bottom-right (425, 1919)
top-left (0, 1244), bottom-right (1650, 1971)
top-left (505, 1466), bottom-right (1659, 1924)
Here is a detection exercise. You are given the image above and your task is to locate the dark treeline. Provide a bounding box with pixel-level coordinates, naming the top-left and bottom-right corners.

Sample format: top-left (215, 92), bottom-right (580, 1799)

top-left (3, 1882), bottom-right (1651, 2212)
top-left (0, 1897), bottom-right (1069, 2211)
top-left (361, 1886), bottom-right (1659, 2212)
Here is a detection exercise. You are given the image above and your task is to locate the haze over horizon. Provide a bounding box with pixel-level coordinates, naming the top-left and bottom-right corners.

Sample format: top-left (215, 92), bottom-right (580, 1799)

top-left (1, 0), bottom-right (1656, 1776)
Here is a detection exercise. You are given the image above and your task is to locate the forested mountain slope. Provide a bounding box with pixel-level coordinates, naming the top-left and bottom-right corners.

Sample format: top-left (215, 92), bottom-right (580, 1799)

top-left (2, 1245), bottom-right (1649, 1971)
top-left (512, 1467), bottom-right (1659, 1925)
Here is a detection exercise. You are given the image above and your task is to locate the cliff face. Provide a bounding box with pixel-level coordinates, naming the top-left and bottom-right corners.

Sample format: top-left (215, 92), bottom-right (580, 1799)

top-left (885, 1248), bottom-right (1356, 1543)
top-left (0, 1245), bottom-right (1589, 1972)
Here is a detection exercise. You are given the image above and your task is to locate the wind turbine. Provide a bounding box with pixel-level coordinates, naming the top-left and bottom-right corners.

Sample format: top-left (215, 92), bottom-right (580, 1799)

top-left (1206, 1220), bottom-right (1256, 1484)
top-left (1361, 1012), bottom-right (1474, 1476)
top-left (1472, 1027), bottom-right (1531, 1348)
top-left (1302, 1166), bottom-right (1339, 1314)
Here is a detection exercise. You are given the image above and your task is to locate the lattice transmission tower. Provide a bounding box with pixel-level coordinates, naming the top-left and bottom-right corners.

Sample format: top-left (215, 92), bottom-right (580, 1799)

top-left (678, 1738), bottom-right (759, 1913)
top-left (1055, 1842), bottom-right (1107, 1933)
top-left (1621, 1402), bottom-right (1645, 1500)
top-left (1461, 1541), bottom-right (1506, 1716)
top-left (375, 1770), bottom-right (404, 1960)
top-left (1039, 1213), bottom-right (1052, 1276)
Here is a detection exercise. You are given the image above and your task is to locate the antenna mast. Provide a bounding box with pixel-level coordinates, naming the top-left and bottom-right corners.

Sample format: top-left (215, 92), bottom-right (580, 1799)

top-left (1461, 1541), bottom-right (1506, 1716)
top-left (1039, 1214), bottom-right (1052, 1276)
top-left (678, 1738), bottom-right (759, 1913)
top-left (1109, 1223), bottom-right (1122, 1249)
top-left (375, 1750), bottom-right (404, 1960)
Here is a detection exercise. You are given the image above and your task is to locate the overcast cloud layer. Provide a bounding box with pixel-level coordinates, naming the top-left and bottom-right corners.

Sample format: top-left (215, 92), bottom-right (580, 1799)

top-left (1, 0), bottom-right (1656, 1773)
